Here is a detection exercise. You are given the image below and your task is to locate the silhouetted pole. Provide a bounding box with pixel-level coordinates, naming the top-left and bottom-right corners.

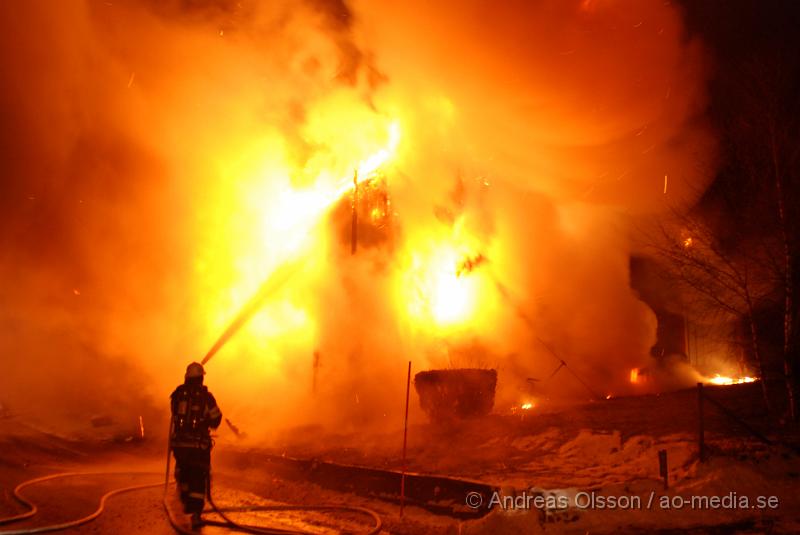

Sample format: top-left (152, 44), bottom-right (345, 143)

top-left (400, 361), bottom-right (411, 517)
top-left (658, 449), bottom-right (669, 489)
top-left (697, 382), bottom-right (705, 462)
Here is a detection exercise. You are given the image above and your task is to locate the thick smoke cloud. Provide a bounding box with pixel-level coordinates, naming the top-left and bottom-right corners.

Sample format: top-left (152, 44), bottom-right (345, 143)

top-left (349, 0), bottom-right (715, 402)
top-left (0, 0), bottom-right (370, 433)
top-left (0, 0), bottom-right (715, 437)
top-left (355, 0), bottom-right (714, 208)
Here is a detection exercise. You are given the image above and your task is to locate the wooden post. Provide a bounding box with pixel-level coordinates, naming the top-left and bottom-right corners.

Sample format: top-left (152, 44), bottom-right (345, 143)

top-left (697, 382), bottom-right (705, 462)
top-left (351, 170), bottom-right (358, 255)
top-left (400, 361), bottom-right (411, 517)
top-left (658, 449), bottom-right (668, 489)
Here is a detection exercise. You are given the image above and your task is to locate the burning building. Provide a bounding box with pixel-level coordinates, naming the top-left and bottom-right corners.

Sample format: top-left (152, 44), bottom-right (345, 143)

top-left (3, 1), bottom-right (800, 534)
top-left (0, 0), bottom-right (719, 435)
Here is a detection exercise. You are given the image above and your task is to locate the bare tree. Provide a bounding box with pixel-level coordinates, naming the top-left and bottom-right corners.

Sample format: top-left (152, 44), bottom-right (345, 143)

top-left (650, 214), bottom-right (778, 411)
top-left (725, 53), bottom-right (799, 422)
top-left (649, 51), bottom-right (799, 421)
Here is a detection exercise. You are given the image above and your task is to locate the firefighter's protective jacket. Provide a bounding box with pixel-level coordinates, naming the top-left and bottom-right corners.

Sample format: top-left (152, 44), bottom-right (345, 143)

top-left (170, 383), bottom-right (222, 449)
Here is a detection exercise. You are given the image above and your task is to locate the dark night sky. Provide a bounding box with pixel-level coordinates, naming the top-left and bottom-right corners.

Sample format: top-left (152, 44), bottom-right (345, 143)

top-left (681, 0), bottom-right (800, 134)
top-left (672, 0), bottom-right (800, 234)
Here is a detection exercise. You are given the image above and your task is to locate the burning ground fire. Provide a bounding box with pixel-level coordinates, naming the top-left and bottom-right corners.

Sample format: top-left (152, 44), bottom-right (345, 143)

top-left (629, 367), bottom-right (758, 388)
top-left (706, 374), bottom-right (757, 386)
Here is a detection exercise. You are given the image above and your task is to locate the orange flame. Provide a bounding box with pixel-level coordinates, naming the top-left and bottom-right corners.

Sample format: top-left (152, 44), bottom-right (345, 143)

top-left (706, 374), bottom-right (756, 386)
top-left (511, 400), bottom-right (536, 414)
top-left (194, 116), bottom-right (403, 366)
top-left (629, 367), bottom-right (640, 384)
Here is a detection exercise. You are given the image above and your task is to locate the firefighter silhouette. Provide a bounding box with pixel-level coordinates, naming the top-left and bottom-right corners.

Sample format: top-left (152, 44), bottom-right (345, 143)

top-left (170, 362), bottom-right (222, 526)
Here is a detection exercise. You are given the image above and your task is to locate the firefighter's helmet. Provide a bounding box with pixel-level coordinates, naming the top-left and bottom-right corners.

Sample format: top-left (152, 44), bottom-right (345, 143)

top-left (185, 362), bottom-right (205, 379)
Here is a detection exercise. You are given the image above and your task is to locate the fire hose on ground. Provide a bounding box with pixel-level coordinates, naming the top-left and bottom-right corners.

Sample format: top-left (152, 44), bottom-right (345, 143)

top-left (0, 444), bottom-right (382, 535)
top-left (0, 472), bottom-right (162, 535)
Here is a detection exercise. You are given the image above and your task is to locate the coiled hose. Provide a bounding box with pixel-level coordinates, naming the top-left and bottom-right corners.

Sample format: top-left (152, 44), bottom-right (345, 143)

top-left (0, 471), bottom-right (162, 535)
top-left (0, 441), bottom-right (382, 534)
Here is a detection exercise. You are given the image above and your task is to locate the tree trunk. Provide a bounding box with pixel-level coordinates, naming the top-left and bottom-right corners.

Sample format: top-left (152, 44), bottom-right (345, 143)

top-left (780, 256), bottom-right (797, 423)
top-left (771, 133), bottom-right (797, 422)
top-left (746, 310), bottom-right (772, 413)
top-left (781, 253), bottom-right (797, 422)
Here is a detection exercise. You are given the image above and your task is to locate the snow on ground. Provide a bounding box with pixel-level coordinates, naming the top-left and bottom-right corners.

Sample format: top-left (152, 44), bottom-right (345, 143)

top-left (261, 382), bottom-right (800, 533)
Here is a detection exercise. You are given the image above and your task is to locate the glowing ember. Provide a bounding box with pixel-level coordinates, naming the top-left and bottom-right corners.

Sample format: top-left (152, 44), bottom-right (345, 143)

top-left (706, 374), bottom-right (757, 386)
top-left (138, 415), bottom-right (145, 439)
top-left (683, 236), bottom-right (693, 248)
top-left (511, 401), bottom-right (536, 414)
